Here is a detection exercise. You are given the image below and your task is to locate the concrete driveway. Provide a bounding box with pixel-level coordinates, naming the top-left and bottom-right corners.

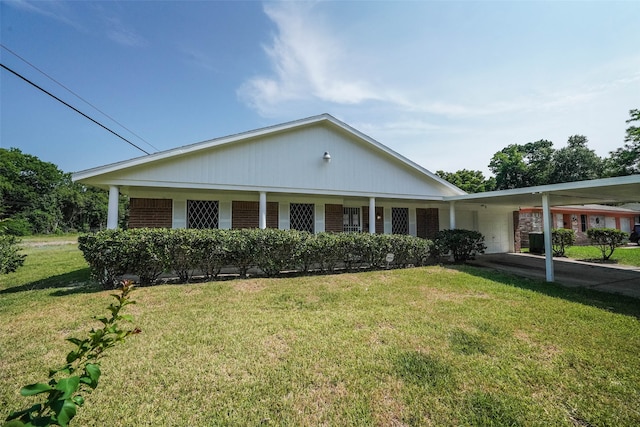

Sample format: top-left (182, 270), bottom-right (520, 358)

top-left (468, 249), bottom-right (640, 299)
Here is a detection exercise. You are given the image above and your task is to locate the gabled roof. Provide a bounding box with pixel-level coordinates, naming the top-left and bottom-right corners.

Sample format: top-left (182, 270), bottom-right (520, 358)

top-left (73, 113), bottom-right (465, 196)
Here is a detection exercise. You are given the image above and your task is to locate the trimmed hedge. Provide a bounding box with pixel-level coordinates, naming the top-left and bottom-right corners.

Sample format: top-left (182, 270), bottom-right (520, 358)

top-left (432, 229), bottom-right (486, 262)
top-left (78, 228), bottom-right (433, 288)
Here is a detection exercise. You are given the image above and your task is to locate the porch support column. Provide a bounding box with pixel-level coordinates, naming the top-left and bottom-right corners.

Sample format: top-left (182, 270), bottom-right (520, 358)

top-left (259, 191), bottom-right (267, 229)
top-left (449, 202), bottom-right (456, 229)
top-left (542, 192), bottom-right (554, 282)
top-left (369, 197), bottom-right (376, 234)
top-left (107, 185), bottom-right (119, 230)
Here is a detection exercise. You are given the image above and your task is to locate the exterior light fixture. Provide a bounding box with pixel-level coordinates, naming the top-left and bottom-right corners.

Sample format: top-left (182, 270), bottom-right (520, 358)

top-left (323, 151), bottom-right (331, 162)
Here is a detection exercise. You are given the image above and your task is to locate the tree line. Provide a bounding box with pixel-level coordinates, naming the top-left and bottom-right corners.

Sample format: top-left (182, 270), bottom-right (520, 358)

top-left (436, 109), bottom-right (640, 193)
top-left (0, 148), bottom-right (113, 235)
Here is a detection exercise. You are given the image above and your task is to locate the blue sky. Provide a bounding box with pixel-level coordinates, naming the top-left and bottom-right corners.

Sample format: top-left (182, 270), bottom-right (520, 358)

top-left (1, 1), bottom-right (639, 176)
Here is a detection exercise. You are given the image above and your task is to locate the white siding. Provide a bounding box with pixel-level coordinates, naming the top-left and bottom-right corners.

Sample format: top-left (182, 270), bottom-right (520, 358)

top-left (478, 210), bottom-right (512, 254)
top-left (99, 125), bottom-right (457, 199)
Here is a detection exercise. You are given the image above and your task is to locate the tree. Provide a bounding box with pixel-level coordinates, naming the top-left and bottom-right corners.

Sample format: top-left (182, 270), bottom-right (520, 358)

top-left (0, 148), bottom-right (65, 219)
top-left (488, 140), bottom-right (554, 190)
top-left (488, 144), bottom-right (529, 190)
top-left (0, 148), bottom-right (109, 234)
top-left (549, 135), bottom-right (603, 184)
top-left (435, 169), bottom-right (496, 193)
top-left (521, 139), bottom-right (554, 186)
top-left (605, 109), bottom-right (640, 176)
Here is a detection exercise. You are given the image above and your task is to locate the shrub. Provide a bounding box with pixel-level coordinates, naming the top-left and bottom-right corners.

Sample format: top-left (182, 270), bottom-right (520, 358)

top-left (78, 230), bottom-right (131, 289)
top-left (551, 228), bottom-right (576, 257)
top-left (2, 217), bottom-right (33, 236)
top-left (433, 229), bottom-right (486, 263)
top-left (125, 229), bottom-right (169, 286)
top-left (164, 229), bottom-right (200, 283)
top-left (312, 233), bottom-right (344, 272)
top-left (369, 234), bottom-right (394, 268)
top-left (0, 233), bottom-right (26, 274)
top-left (254, 228), bottom-right (304, 277)
top-left (78, 228), bottom-right (434, 285)
top-left (587, 228), bottom-right (628, 261)
top-left (191, 229), bottom-right (230, 280)
top-left (225, 229), bottom-right (259, 278)
top-left (294, 231), bottom-right (316, 273)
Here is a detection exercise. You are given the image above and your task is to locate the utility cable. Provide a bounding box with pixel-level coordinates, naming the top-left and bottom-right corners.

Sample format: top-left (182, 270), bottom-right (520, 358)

top-left (0, 43), bottom-right (160, 153)
top-left (1, 62), bottom-right (150, 155)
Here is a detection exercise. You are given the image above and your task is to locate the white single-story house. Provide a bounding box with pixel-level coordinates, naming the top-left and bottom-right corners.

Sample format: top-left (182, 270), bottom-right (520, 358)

top-left (73, 113), bottom-right (640, 281)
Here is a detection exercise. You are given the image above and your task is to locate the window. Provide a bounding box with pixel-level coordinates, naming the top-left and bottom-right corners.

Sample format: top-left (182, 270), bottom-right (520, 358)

top-left (290, 203), bottom-right (314, 233)
top-left (392, 207), bottom-right (409, 235)
top-left (187, 200), bottom-right (219, 229)
top-left (343, 207), bottom-right (361, 233)
top-left (580, 214), bottom-right (587, 232)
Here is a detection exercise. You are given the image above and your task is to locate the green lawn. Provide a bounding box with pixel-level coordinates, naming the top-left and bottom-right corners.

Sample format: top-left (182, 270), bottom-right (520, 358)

top-left (1, 241), bottom-right (639, 426)
top-left (564, 245), bottom-right (640, 267)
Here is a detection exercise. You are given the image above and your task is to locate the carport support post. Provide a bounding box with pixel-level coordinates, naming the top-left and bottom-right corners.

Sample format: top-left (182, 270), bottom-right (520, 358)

top-left (107, 185), bottom-right (119, 230)
top-left (369, 197), bottom-right (376, 234)
top-left (542, 192), bottom-right (554, 282)
top-left (259, 191), bottom-right (267, 229)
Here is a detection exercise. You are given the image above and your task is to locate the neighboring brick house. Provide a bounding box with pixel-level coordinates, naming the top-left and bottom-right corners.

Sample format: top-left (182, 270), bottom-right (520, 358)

top-left (518, 204), bottom-right (640, 247)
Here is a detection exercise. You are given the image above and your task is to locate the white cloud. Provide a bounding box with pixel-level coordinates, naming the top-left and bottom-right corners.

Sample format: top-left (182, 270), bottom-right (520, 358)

top-left (238, 0), bottom-right (640, 176)
top-left (104, 16), bottom-right (147, 47)
top-left (5, 0), bottom-right (83, 30)
top-left (238, 1), bottom-right (384, 115)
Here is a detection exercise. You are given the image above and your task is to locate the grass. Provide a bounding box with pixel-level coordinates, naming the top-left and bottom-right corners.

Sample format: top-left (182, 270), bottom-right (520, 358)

top-left (564, 244), bottom-right (640, 267)
top-left (1, 239), bottom-right (639, 426)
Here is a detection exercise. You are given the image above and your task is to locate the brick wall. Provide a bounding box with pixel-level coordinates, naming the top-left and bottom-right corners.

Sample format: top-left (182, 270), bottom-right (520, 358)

top-left (518, 211), bottom-right (543, 248)
top-left (416, 208), bottom-right (439, 239)
top-left (231, 201), bottom-right (278, 229)
top-left (362, 206), bottom-right (384, 234)
top-left (325, 204), bottom-right (343, 233)
top-left (513, 211), bottom-right (521, 252)
top-left (129, 198), bottom-right (172, 228)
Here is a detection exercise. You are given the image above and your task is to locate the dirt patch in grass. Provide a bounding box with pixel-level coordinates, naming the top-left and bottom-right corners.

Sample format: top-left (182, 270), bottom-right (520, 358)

top-left (420, 286), bottom-right (490, 302)
top-left (371, 379), bottom-right (408, 427)
top-left (232, 279), bottom-right (268, 293)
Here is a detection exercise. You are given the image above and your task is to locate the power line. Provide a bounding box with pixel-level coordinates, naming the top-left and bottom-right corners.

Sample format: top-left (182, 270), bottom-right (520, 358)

top-left (0, 43), bottom-right (160, 153)
top-left (1, 62), bottom-right (150, 155)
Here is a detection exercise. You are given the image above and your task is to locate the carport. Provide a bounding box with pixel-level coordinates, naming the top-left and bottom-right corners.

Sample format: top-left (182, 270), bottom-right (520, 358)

top-left (444, 175), bottom-right (640, 282)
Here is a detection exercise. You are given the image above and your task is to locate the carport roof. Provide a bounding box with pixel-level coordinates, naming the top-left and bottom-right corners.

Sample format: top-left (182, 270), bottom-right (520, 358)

top-left (445, 175), bottom-right (640, 207)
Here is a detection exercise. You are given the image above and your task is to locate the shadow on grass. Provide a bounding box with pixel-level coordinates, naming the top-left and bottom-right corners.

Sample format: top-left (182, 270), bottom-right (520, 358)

top-left (0, 268), bottom-right (102, 296)
top-left (452, 264), bottom-right (640, 319)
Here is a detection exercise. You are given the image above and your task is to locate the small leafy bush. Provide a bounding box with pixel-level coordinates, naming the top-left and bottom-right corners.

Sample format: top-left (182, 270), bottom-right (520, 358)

top-left (4, 282), bottom-right (140, 427)
top-left (0, 221), bottom-right (26, 274)
top-left (78, 230), bottom-right (130, 289)
top-left (587, 228), bottom-right (628, 261)
top-left (433, 229), bottom-right (486, 263)
top-left (192, 229), bottom-right (230, 280)
top-left (551, 228), bottom-right (576, 257)
top-left (253, 228), bottom-right (304, 277)
top-left (2, 217), bottom-right (33, 236)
